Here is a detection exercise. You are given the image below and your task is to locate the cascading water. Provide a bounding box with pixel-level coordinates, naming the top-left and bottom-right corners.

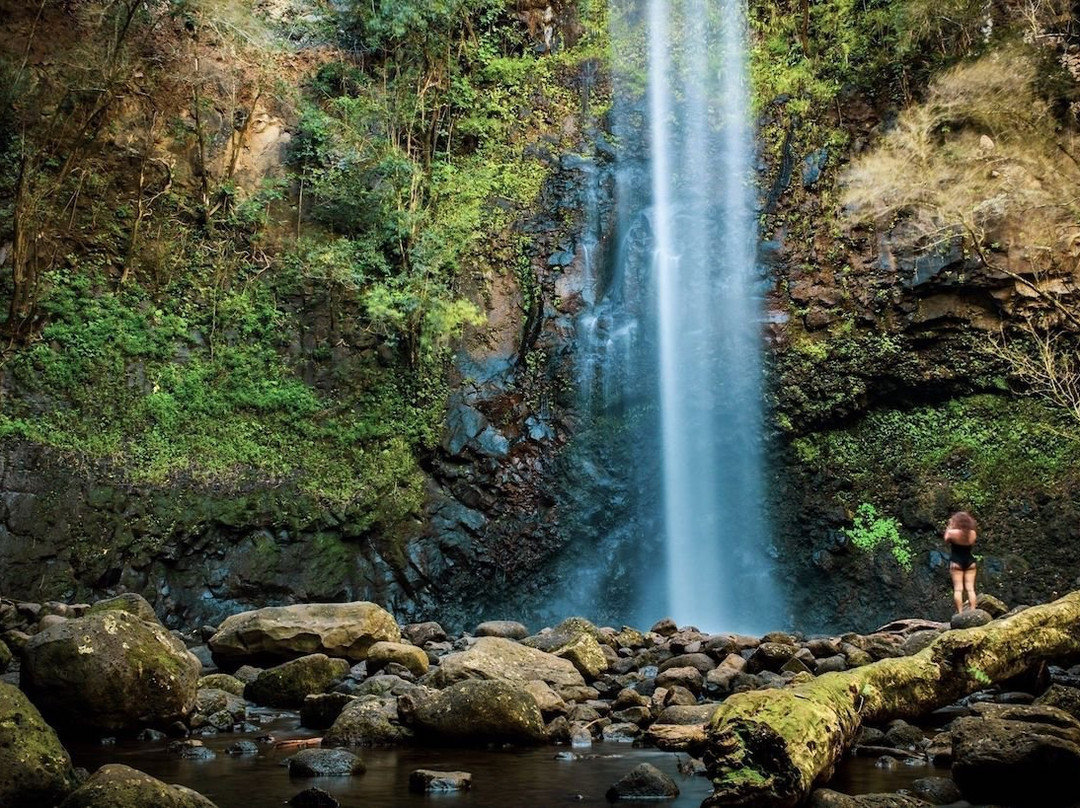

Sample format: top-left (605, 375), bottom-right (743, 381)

top-left (564, 0), bottom-right (782, 633)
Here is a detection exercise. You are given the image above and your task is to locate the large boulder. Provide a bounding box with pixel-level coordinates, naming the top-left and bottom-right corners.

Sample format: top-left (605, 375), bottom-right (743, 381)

top-left (413, 679), bottom-right (546, 745)
top-left (57, 764), bottom-right (218, 808)
top-left (245, 654), bottom-right (350, 708)
top-left (21, 610), bottom-right (201, 733)
top-left (209, 602), bottom-right (400, 667)
top-left (951, 713), bottom-right (1080, 806)
top-left (0, 681), bottom-right (78, 808)
top-left (323, 696), bottom-right (410, 746)
top-left (86, 593), bottom-right (159, 623)
top-left (429, 636), bottom-right (586, 698)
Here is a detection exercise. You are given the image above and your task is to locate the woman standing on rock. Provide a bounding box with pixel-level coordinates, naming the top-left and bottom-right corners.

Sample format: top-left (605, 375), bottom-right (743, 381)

top-left (945, 511), bottom-right (978, 614)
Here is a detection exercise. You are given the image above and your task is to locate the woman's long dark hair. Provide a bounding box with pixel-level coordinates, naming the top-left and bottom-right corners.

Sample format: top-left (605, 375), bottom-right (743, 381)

top-left (948, 511), bottom-right (977, 540)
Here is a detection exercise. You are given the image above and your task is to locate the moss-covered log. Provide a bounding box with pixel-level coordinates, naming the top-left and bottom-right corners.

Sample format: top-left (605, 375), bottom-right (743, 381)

top-left (702, 591), bottom-right (1080, 808)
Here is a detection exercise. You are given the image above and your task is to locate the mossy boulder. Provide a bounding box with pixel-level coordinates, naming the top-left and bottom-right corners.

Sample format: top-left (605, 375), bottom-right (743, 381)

top-left (196, 673), bottom-right (245, 696)
top-left (429, 636), bottom-right (586, 699)
top-left (56, 764), bottom-right (218, 808)
top-left (521, 616), bottom-right (609, 652)
top-left (413, 679), bottom-right (546, 745)
top-left (322, 696), bottom-right (411, 746)
top-left (300, 692), bottom-right (357, 730)
top-left (209, 602), bottom-right (400, 667)
top-left (190, 688), bottom-right (248, 731)
top-left (20, 610), bottom-right (201, 733)
top-left (245, 653), bottom-right (350, 708)
top-left (365, 641), bottom-right (429, 677)
top-left (0, 681), bottom-right (78, 808)
top-left (0, 638), bottom-right (11, 673)
top-left (554, 633), bottom-right (609, 680)
top-left (86, 593), bottom-right (159, 624)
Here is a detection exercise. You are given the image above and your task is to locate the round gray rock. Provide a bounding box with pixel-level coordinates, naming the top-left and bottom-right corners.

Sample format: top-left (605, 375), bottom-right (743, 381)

top-left (605, 762), bottom-right (679, 800)
top-left (287, 748), bottom-right (366, 777)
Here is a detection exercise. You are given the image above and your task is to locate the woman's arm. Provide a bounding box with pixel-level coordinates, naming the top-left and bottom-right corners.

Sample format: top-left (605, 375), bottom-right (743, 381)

top-left (945, 528), bottom-right (975, 545)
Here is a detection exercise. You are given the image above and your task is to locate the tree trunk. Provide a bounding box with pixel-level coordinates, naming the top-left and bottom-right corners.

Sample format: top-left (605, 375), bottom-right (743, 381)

top-left (702, 591), bottom-right (1080, 808)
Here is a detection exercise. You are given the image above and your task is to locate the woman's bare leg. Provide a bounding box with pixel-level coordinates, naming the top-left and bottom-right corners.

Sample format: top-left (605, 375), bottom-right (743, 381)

top-left (964, 567), bottom-right (977, 612)
top-left (950, 565), bottom-right (965, 613)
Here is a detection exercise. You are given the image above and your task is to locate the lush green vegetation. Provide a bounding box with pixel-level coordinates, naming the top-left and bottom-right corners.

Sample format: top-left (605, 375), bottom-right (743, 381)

top-left (793, 395), bottom-right (1080, 517)
top-left (0, 0), bottom-right (605, 544)
top-left (842, 502), bottom-right (913, 570)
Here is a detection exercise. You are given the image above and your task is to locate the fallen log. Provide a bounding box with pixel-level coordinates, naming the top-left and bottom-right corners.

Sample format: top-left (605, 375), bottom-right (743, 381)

top-left (702, 590), bottom-right (1080, 808)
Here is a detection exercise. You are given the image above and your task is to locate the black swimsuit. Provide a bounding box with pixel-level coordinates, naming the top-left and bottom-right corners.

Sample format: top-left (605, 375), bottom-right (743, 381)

top-left (950, 543), bottom-right (975, 570)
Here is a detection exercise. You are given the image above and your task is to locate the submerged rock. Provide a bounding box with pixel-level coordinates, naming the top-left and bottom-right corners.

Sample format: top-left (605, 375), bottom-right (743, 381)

top-left (808, 790), bottom-right (932, 807)
top-left (605, 762), bottom-right (679, 801)
top-left (57, 764), bottom-right (218, 808)
top-left (287, 748), bottom-right (366, 777)
top-left (20, 610), bottom-right (201, 733)
top-left (0, 681), bottom-right (78, 808)
top-left (408, 769), bottom-right (473, 792)
top-left (907, 776), bottom-right (962, 805)
top-left (288, 787), bottom-right (339, 808)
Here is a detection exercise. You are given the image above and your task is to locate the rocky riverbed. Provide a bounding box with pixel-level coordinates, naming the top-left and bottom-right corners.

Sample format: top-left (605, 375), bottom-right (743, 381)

top-left (2, 592), bottom-right (1080, 807)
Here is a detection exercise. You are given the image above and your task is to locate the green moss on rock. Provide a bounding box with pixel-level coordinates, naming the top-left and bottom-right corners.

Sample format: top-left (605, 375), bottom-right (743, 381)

top-left (413, 679), bottom-right (546, 745)
top-left (20, 611), bottom-right (201, 733)
top-left (0, 681), bottom-right (78, 808)
top-left (245, 653), bottom-right (350, 708)
top-left (86, 593), bottom-right (159, 624)
top-left (57, 763), bottom-right (218, 808)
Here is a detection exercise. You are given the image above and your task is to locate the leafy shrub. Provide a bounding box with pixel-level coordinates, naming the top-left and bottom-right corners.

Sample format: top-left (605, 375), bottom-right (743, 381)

top-left (843, 502), bottom-right (914, 570)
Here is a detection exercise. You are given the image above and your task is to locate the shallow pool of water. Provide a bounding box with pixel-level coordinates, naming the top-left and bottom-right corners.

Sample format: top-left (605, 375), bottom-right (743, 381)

top-left (66, 713), bottom-right (714, 808)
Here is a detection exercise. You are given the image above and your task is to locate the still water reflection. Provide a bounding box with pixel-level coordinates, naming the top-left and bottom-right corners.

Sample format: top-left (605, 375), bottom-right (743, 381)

top-left (67, 712), bottom-right (714, 808)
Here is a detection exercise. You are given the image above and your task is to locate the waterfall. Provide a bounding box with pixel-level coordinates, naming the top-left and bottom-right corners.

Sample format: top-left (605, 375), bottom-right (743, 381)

top-left (565, 0), bottom-right (781, 634)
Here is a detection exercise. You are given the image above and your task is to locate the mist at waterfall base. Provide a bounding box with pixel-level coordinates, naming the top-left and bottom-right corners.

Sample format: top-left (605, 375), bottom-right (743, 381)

top-left (553, 0), bottom-right (783, 635)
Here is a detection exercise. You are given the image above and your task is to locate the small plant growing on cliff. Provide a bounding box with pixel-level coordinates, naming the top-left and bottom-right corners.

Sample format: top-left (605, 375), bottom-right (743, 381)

top-left (843, 503), bottom-right (914, 571)
top-left (967, 664), bottom-right (992, 686)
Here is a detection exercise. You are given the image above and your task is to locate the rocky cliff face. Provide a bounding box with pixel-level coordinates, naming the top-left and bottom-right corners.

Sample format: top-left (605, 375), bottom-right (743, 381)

top-left (2, 0), bottom-right (1079, 636)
